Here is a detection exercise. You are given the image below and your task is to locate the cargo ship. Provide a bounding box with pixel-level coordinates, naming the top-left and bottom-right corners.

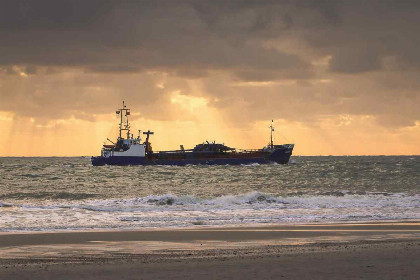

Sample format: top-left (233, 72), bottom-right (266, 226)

top-left (91, 102), bottom-right (294, 166)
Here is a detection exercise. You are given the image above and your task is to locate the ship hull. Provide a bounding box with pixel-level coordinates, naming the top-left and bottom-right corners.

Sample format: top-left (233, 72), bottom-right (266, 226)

top-left (91, 146), bottom-right (293, 166)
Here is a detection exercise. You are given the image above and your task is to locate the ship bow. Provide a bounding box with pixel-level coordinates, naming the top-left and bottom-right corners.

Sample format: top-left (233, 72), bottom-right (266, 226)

top-left (269, 144), bottom-right (294, 164)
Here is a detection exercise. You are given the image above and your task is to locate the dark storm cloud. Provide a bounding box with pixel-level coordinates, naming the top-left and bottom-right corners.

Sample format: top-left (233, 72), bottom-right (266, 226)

top-left (1, 0), bottom-right (418, 76)
top-left (0, 0), bottom-right (114, 30)
top-left (329, 47), bottom-right (382, 73)
top-left (298, 0), bottom-right (420, 72)
top-left (0, 0), bottom-right (419, 128)
top-left (0, 0), bottom-right (311, 79)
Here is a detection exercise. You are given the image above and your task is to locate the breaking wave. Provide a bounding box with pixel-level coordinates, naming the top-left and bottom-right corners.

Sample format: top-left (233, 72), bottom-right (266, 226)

top-left (2, 191), bottom-right (419, 231)
top-left (103, 191), bottom-right (418, 208)
top-left (5, 191), bottom-right (418, 212)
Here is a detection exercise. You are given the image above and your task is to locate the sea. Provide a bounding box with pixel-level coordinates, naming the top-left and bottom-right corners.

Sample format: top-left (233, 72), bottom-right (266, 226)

top-left (0, 156), bottom-right (419, 232)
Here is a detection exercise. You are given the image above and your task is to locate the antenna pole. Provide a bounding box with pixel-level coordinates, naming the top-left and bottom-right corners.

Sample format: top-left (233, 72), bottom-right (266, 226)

top-left (270, 120), bottom-right (274, 149)
top-left (126, 109), bottom-right (130, 139)
top-left (119, 101), bottom-right (123, 140)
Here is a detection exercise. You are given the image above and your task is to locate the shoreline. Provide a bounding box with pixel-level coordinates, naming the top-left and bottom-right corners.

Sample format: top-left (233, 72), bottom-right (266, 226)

top-left (1, 221), bottom-right (419, 279)
top-left (1, 219), bottom-right (419, 234)
top-left (1, 221), bottom-right (418, 248)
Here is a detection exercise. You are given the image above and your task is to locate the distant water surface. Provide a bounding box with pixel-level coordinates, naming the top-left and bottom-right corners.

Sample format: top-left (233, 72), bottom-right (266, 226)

top-left (0, 156), bottom-right (418, 231)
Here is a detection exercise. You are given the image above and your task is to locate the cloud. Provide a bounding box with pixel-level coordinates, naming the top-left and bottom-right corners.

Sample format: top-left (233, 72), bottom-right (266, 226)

top-left (0, 1), bottom-right (311, 79)
top-left (329, 47), bottom-right (382, 73)
top-left (0, 0), bottom-right (418, 130)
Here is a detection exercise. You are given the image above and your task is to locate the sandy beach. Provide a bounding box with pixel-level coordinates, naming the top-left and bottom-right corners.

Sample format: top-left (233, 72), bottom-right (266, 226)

top-left (0, 222), bottom-right (419, 279)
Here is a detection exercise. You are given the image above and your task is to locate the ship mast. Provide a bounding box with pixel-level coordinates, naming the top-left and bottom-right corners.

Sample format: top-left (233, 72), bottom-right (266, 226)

top-left (116, 101), bottom-right (131, 140)
top-left (270, 120), bottom-right (274, 149)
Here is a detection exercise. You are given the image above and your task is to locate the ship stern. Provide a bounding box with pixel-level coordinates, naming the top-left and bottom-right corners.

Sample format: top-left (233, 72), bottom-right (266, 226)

top-left (91, 156), bottom-right (107, 166)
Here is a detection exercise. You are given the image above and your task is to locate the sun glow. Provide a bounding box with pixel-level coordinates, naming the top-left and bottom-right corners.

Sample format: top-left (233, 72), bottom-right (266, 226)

top-left (0, 106), bottom-right (419, 156)
top-left (170, 91), bottom-right (208, 113)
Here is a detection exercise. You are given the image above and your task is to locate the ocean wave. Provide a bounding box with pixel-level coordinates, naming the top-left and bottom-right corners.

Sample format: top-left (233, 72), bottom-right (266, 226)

top-left (4, 191), bottom-right (419, 214)
top-left (139, 191), bottom-right (418, 207)
top-left (47, 191), bottom-right (419, 213)
top-left (0, 201), bottom-right (12, 207)
top-left (20, 174), bottom-right (42, 178)
top-left (0, 192), bottom-right (98, 200)
top-left (2, 191), bottom-right (419, 231)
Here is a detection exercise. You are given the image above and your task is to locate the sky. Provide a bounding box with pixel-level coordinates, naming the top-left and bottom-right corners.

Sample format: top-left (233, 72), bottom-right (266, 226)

top-left (0, 0), bottom-right (419, 156)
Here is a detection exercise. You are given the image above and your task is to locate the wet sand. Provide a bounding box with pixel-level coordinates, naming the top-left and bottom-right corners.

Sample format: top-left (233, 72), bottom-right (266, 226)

top-left (0, 222), bottom-right (419, 279)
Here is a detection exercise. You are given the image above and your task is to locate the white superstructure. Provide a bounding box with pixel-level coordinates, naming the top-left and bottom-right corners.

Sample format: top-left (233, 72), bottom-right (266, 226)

top-left (99, 101), bottom-right (153, 158)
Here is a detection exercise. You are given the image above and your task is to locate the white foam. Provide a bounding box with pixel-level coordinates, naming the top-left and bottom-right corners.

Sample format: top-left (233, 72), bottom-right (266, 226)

top-left (241, 163), bottom-right (260, 166)
top-left (0, 201), bottom-right (12, 207)
top-left (1, 192), bottom-right (419, 232)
